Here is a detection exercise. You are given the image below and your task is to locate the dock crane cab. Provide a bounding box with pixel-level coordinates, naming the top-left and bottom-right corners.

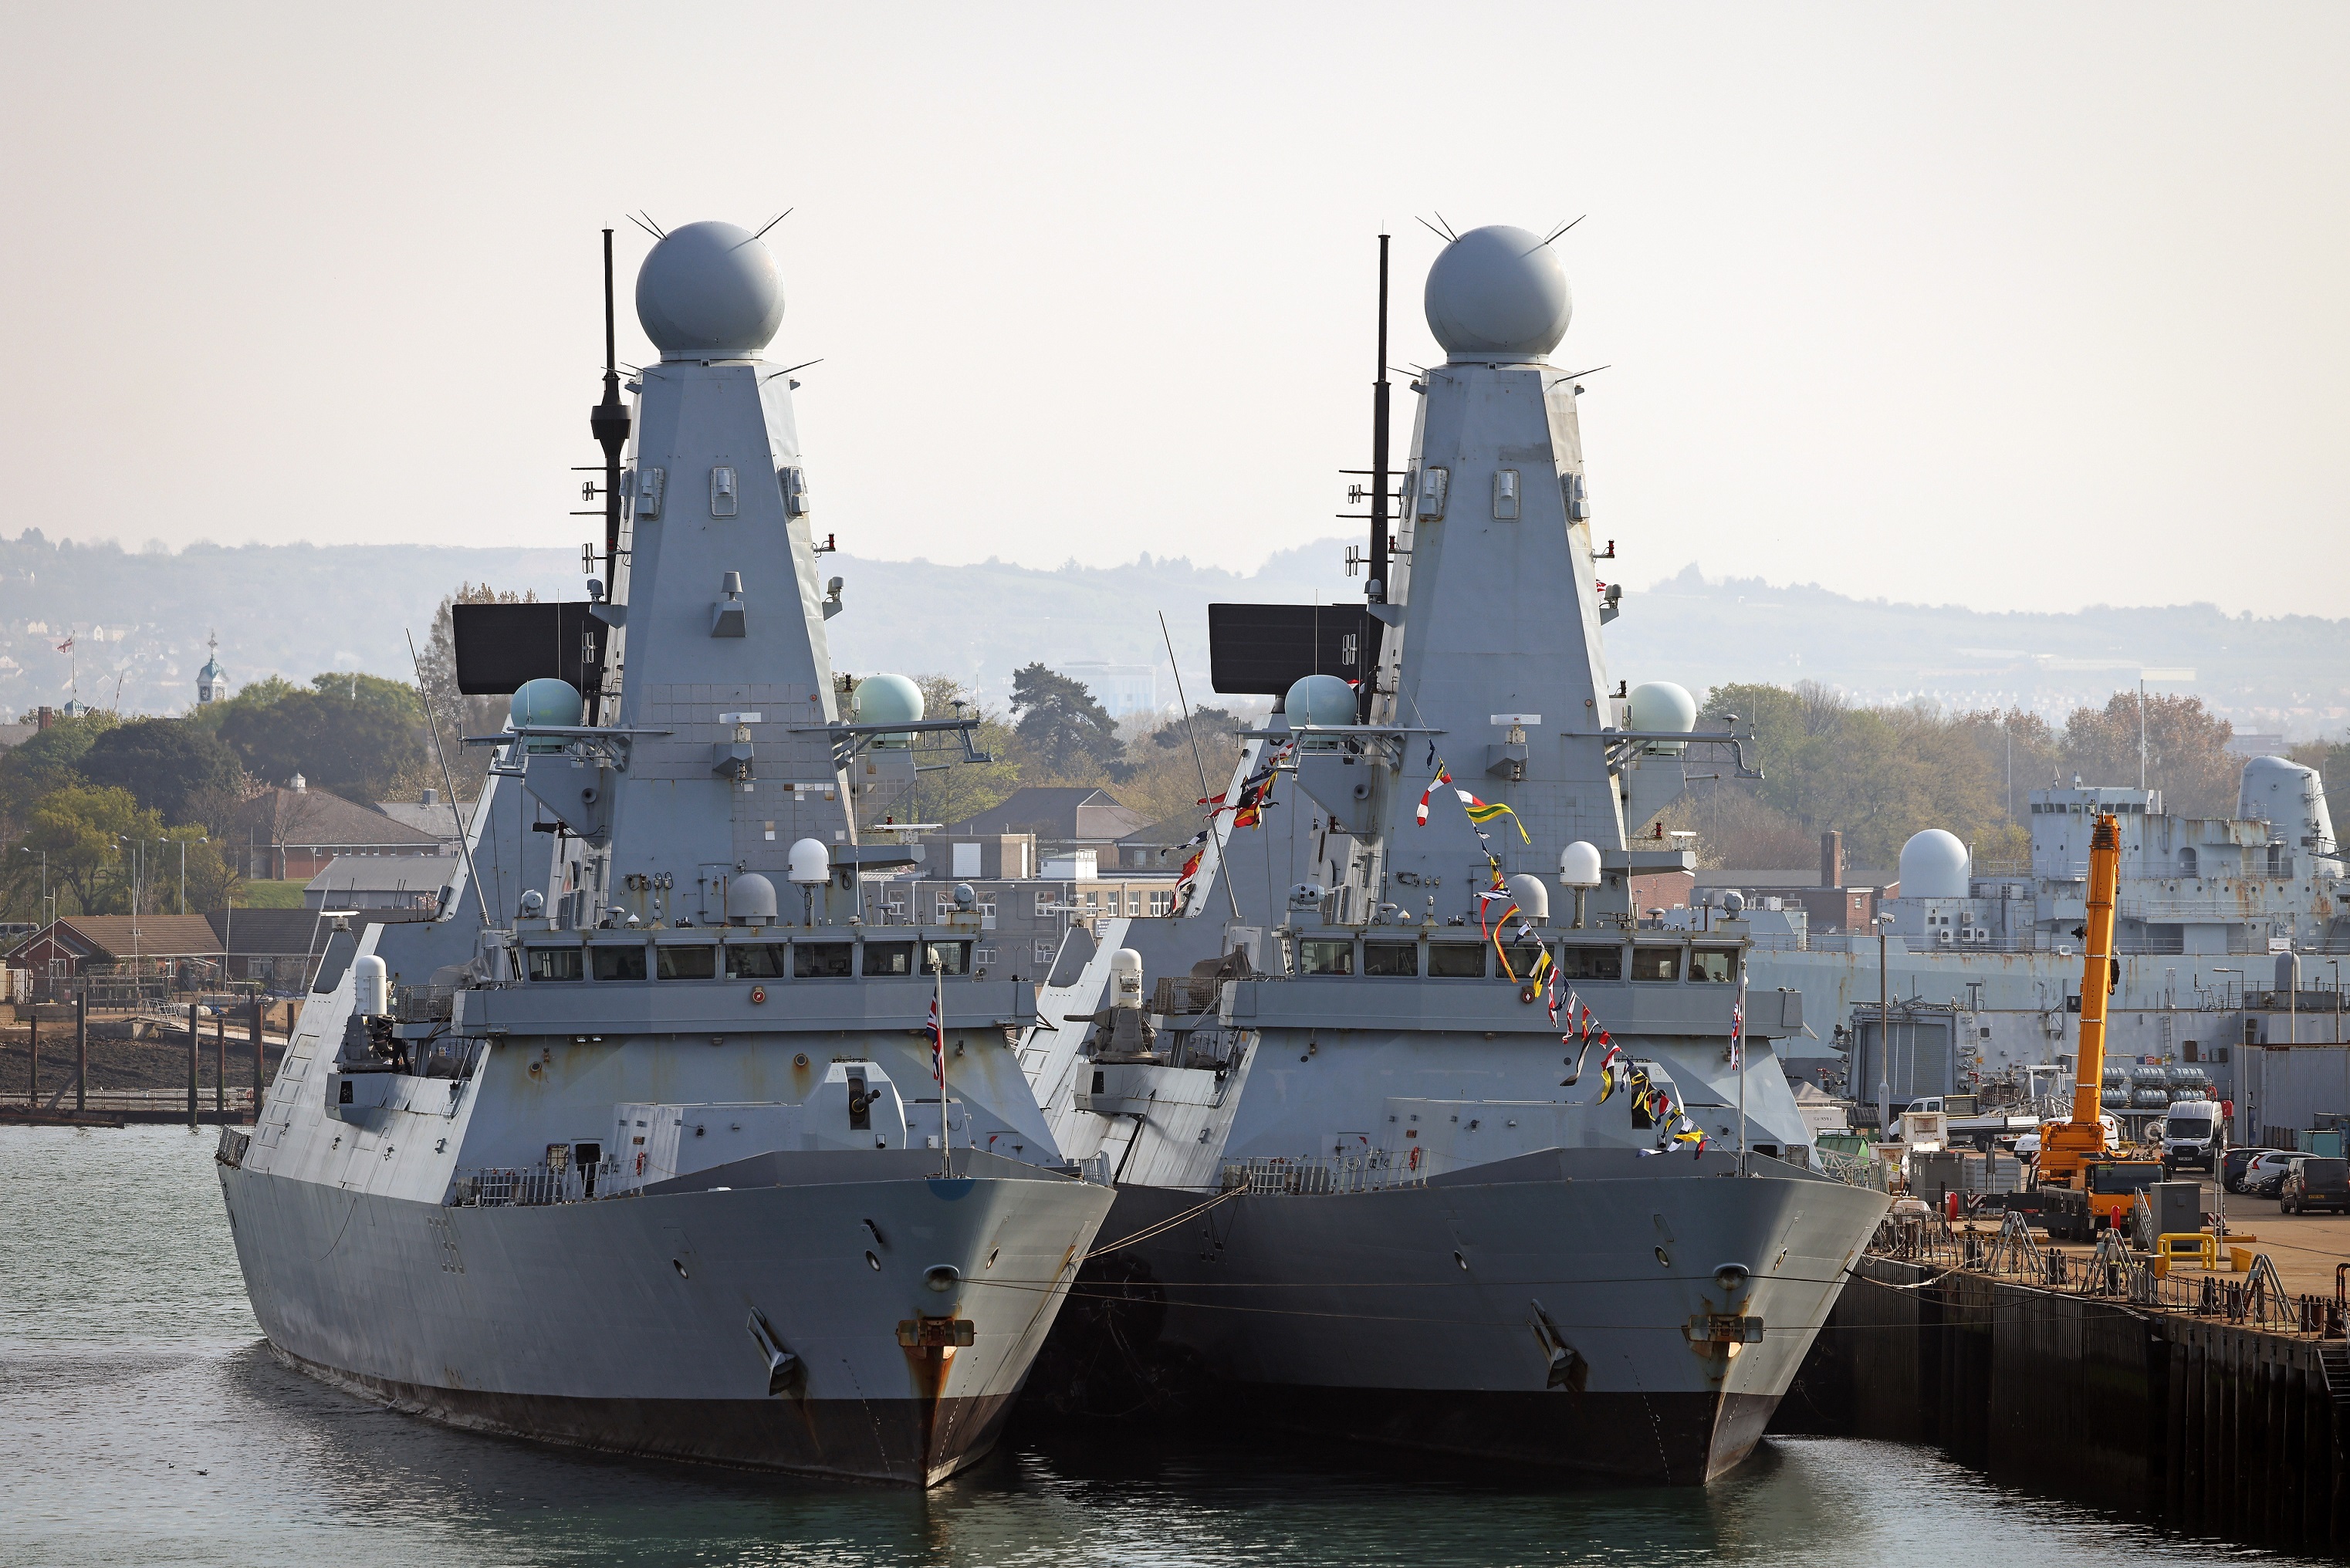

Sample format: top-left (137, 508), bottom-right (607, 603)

top-left (2027, 811), bottom-right (2164, 1227)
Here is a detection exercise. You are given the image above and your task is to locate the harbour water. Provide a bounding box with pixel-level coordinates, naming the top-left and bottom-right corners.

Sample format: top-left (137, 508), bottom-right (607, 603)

top-left (0, 1127), bottom-right (2327, 1568)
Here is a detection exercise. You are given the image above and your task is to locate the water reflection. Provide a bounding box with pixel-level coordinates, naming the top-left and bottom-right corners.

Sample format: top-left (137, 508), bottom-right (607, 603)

top-left (0, 1128), bottom-right (2331, 1568)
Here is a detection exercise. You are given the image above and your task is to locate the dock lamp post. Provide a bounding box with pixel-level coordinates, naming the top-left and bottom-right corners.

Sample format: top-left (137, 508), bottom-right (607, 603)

top-left (178, 837), bottom-right (206, 915)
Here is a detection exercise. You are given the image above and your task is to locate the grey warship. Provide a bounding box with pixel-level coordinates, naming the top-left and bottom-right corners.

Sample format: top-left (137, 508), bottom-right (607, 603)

top-left (1021, 226), bottom-right (1888, 1482)
top-left (214, 219), bottom-right (1112, 1485)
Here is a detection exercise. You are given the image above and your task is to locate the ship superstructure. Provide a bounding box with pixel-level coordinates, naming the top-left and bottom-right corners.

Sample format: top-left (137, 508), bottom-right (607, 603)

top-left (215, 220), bottom-right (1111, 1485)
top-left (1016, 227), bottom-right (1887, 1482)
top-left (1746, 758), bottom-right (2346, 1131)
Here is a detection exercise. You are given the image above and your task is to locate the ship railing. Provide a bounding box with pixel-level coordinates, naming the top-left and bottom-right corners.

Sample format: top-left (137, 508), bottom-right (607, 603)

top-left (447, 1158), bottom-right (636, 1208)
top-left (1219, 1153), bottom-right (1428, 1196)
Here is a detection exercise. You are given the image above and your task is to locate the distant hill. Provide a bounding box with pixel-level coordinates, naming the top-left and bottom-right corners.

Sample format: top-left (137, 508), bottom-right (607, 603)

top-left (3, 529), bottom-right (2342, 738)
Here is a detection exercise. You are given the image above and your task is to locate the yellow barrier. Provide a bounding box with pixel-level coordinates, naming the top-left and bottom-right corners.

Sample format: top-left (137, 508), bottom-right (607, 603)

top-left (2158, 1232), bottom-right (2219, 1270)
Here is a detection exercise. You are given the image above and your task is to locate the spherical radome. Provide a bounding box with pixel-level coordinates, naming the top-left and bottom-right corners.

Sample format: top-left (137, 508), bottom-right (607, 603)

top-left (1285, 673), bottom-right (1358, 731)
top-left (510, 678), bottom-right (583, 729)
top-left (1899, 829), bottom-right (1971, 901)
top-left (852, 674), bottom-right (925, 727)
top-left (1423, 225), bottom-right (1572, 359)
top-left (636, 220), bottom-right (785, 357)
top-left (1628, 681), bottom-right (1697, 755)
top-left (1558, 840), bottom-right (1602, 887)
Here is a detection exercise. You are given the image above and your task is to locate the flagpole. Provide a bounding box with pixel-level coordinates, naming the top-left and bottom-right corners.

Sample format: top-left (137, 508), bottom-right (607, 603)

top-left (1735, 959), bottom-right (1750, 1177)
top-left (932, 951), bottom-right (950, 1177)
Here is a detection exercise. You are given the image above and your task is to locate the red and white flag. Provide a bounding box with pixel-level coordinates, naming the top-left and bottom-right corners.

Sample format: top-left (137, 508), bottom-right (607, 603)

top-left (1415, 762), bottom-right (1452, 825)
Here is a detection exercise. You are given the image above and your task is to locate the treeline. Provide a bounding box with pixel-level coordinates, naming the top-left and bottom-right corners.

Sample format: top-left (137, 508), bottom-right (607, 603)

top-left (1673, 684), bottom-right (2328, 874)
top-left (891, 664), bottom-right (1260, 833)
top-left (2, 673), bottom-right (436, 920)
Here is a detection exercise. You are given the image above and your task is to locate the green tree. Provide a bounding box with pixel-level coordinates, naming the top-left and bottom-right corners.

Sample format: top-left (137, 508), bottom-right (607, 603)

top-left (0, 710), bottom-right (120, 826)
top-left (14, 785), bottom-right (163, 916)
top-left (2059, 691), bottom-right (2237, 816)
top-left (77, 717), bottom-right (245, 825)
top-left (214, 672), bottom-right (428, 801)
top-left (901, 675), bottom-right (1019, 829)
top-left (1008, 664), bottom-right (1127, 781)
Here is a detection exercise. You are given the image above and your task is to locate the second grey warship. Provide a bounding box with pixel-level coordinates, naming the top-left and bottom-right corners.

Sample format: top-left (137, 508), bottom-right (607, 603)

top-left (1019, 226), bottom-right (1888, 1482)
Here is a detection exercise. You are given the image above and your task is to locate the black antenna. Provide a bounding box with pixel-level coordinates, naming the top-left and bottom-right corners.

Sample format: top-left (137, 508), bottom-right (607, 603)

top-left (1431, 211), bottom-right (1461, 242)
top-left (1363, 233), bottom-right (1391, 724)
top-left (1413, 215), bottom-right (1454, 245)
top-left (734, 208), bottom-right (793, 248)
top-left (588, 228), bottom-right (632, 724)
top-left (1535, 215), bottom-right (1585, 248)
top-left (627, 211), bottom-right (665, 240)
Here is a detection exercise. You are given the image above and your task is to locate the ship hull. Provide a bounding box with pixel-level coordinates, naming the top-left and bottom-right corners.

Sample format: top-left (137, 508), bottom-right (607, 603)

top-left (1068, 1150), bottom-right (1886, 1484)
top-left (218, 1149), bottom-right (1110, 1485)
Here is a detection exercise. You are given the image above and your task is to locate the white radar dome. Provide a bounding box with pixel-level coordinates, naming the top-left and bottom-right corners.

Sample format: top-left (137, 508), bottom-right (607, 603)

top-left (1899, 829), bottom-right (1971, 901)
top-left (1423, 225), bottom-right (1572, 360)
top-left (786, 837), bottom-right (831, 886)
top-left (1628, 681), bottom-right (1697, 755)
top-left (1284, 673), bottom-right (1357, 750)
top-left (725, 872), bottom-right (778, 924)
top-left (1505, 873), bottom-right (1550, 924)
top-left (635, 220), bottom-right (785, 358)
top-left (1558, 841), bottom-right (1602, 887)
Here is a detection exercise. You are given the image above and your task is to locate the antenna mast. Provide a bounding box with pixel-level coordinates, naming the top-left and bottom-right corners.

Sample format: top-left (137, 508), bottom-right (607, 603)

top-left (589, 228), bottom-right (632, 722)
top-left (1369, 232), bottom-right (1391, 607)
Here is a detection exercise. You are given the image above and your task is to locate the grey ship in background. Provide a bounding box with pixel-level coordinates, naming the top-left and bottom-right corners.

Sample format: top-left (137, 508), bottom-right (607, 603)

top-left (215, 220), bottom-right (1111, 1485)
top-left (1716, 757), bottom-right (2346, 1142)
top-left (1016, 228), bottom-right (1888, 1483)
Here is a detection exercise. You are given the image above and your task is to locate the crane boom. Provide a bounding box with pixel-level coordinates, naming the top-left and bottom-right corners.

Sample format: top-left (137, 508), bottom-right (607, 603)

top-left (2035, 810), bottom-right (2119, 1186)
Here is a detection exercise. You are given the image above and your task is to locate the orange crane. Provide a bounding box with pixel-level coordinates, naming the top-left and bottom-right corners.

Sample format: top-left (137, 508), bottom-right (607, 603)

top-left (2033, 809), bottom-right (2162, 1225)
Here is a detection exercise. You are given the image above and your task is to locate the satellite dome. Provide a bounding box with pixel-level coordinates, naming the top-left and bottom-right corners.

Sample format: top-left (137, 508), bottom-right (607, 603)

top-left (1899, 830), bottom-right (1971, 901)
top-left (510, 678), bottom-right (583, 729)
top-left (853, 673), bottom-right (925, 749)
top-left (725, 872), bottom-right (778, 924)
top-left (1627, 681), bottom-right (1697, 755)
top-left (1505, 872), bottom-right (1550, 924)
top-left (1557, 841), bottom-right (1602, 887)
top-left (1423, 225), bottom-right (1572, 360)
top-left (1284, 673), bottom-right (1357, 750)
top-left (786, 838), bottom-right (831, 886)
top-left (635, 220), bottom-right (785, 358)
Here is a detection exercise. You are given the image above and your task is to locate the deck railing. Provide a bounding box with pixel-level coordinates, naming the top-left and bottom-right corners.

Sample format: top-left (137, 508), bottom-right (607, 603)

top-left (448, 1158), bottom-right (635, 1208)
top-left (1219, 1153), bottom-right (1428, 1195)
top-left (1867, 1211), bottom-right (2342, 1336)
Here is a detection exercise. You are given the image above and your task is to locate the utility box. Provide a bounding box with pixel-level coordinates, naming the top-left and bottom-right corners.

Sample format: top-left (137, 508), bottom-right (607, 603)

top-left (1910, 1150), bottom-right (1966, 1201)
top-left (2150, 1180), bottom-right (2202, 1238)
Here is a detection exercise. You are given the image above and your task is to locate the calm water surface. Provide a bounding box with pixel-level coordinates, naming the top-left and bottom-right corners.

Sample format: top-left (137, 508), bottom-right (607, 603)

top-left (0, 1127), bottom-right (2321, 1567)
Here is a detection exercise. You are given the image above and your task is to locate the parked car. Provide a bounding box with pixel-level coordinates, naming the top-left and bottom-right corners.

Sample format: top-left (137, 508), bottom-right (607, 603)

top-left (2241, 1150), bottom-right (2301, 1198)
top-left (2222, 1147), bottom-right (2269, 1191)
top-left (2281, 1157), bottom-right (2350, 1215)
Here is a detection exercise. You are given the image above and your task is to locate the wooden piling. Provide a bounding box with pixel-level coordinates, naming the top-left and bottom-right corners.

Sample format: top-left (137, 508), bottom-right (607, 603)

top-left (250, 995), bottom-right (265, 1117)
top-left (213, 1012), bottom-right (225, 1116)
top-left (26, 1010), bottom-right (37, 1107)
top-left (186, 1000), bottom-right (198, 1130)
top-left (74, 987), bottom-right (86, 1113)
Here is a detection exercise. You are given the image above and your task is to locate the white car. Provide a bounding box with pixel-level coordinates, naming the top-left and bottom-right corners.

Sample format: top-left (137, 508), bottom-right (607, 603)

top-left (2238, 1150), bottom-right (2301, 1197)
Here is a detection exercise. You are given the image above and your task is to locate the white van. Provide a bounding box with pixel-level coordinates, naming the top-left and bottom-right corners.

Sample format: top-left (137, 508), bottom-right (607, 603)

top-left (2163, 1100), bottom-right (2222, 1173)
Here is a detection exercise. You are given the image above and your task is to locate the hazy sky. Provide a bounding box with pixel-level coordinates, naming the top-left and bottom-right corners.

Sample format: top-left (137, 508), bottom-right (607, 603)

top-left (8, 3), bottom-right (2345, 617)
